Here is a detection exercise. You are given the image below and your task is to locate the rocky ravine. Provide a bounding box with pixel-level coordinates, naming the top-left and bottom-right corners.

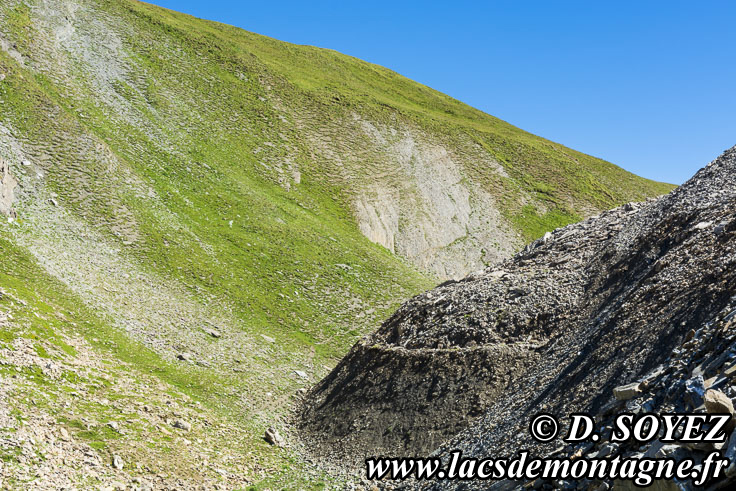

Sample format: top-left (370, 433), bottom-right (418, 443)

top-left (297, 146), bottom-right (736, 490)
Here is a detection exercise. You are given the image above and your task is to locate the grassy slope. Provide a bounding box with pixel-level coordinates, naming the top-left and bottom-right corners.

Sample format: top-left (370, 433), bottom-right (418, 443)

top-left (133, 0), bottom-right (672, 240)
top-left (0, 236), bottom-right (344, 489)
top-left (0, 1), bottom-right (431, 487)
top-left (0, 0), bottom-right (673, 488)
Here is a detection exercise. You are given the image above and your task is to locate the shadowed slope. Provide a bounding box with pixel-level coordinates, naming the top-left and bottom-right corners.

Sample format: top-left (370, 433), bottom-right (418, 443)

top-left (298, 147), bottom-right (735, 474)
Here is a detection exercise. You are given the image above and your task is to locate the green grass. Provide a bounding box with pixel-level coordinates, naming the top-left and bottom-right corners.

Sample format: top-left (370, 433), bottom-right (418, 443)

top-left (104, 0), bottom-right (671, 242)
top-left (121, 0), bottom-right (672, 238)
top-left (0, 235), bottom-right (346, 488)
top-left (511, 205), bottom-right (583, 243)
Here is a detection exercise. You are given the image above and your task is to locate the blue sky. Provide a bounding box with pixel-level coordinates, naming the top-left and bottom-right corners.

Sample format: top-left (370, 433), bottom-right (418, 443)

top-left (147, 0), bottom-right (736, 184)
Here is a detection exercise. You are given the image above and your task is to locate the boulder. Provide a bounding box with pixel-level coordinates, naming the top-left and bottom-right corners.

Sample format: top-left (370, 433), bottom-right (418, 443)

top-left (265, 427), bottom-right (285, 447)
top-left (171, 419), bottom-right (192, 432)
top-left (613, 382), bottom-right (642, 401)
top-left (112, 454), bottom-right (124, 470)
top-left (704, 388), bottom-right (736, 432)
top-left (684, 375), bottom-right (706, 408)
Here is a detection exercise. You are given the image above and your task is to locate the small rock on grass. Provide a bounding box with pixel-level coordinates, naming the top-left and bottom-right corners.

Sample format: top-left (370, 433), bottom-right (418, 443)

top-left (171, 419), bottom-right (192, 432)
top-left (205, 328), bottom-right (221, 338)
top-left (265, 427), bottom-right (285, 447)
top-left (112, 454), bottom-right (124, 470)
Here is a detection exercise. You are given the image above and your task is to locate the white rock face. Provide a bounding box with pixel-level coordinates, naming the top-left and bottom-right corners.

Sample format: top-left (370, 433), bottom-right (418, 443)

top-left (355, 191), bottom-right (399, 253)
top-left (352, 123), bottom-right (518, 279)
top-left (0, 158), bottom-right (17, 217)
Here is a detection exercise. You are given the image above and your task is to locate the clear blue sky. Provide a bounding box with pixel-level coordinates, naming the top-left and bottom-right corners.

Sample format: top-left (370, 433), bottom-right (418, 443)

top-left (147, 0), bottom-right (736, 184)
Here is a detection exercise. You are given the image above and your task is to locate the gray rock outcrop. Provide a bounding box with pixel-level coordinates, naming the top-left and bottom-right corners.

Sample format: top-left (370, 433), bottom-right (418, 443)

top-left (0, 158), bottom-right (17, 217)
top-left (297, 145), bottom-right (736, 490)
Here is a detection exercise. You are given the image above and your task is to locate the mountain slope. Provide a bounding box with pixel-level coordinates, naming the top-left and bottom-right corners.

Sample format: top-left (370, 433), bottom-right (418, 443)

top-left (1, 0), bottom-right (672, 278)
top-left (0, 0), bottom-right (672, 488)
top-left (299, 146), bottom-right (736, 489)
top-left (426, 146), bottom-right (736, 490)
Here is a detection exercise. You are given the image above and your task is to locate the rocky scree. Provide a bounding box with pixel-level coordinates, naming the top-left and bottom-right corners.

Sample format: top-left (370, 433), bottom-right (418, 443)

top-left (478, 296), bottom-right (736, 491)
top-left (297, 146), bottom-right (736, 483)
